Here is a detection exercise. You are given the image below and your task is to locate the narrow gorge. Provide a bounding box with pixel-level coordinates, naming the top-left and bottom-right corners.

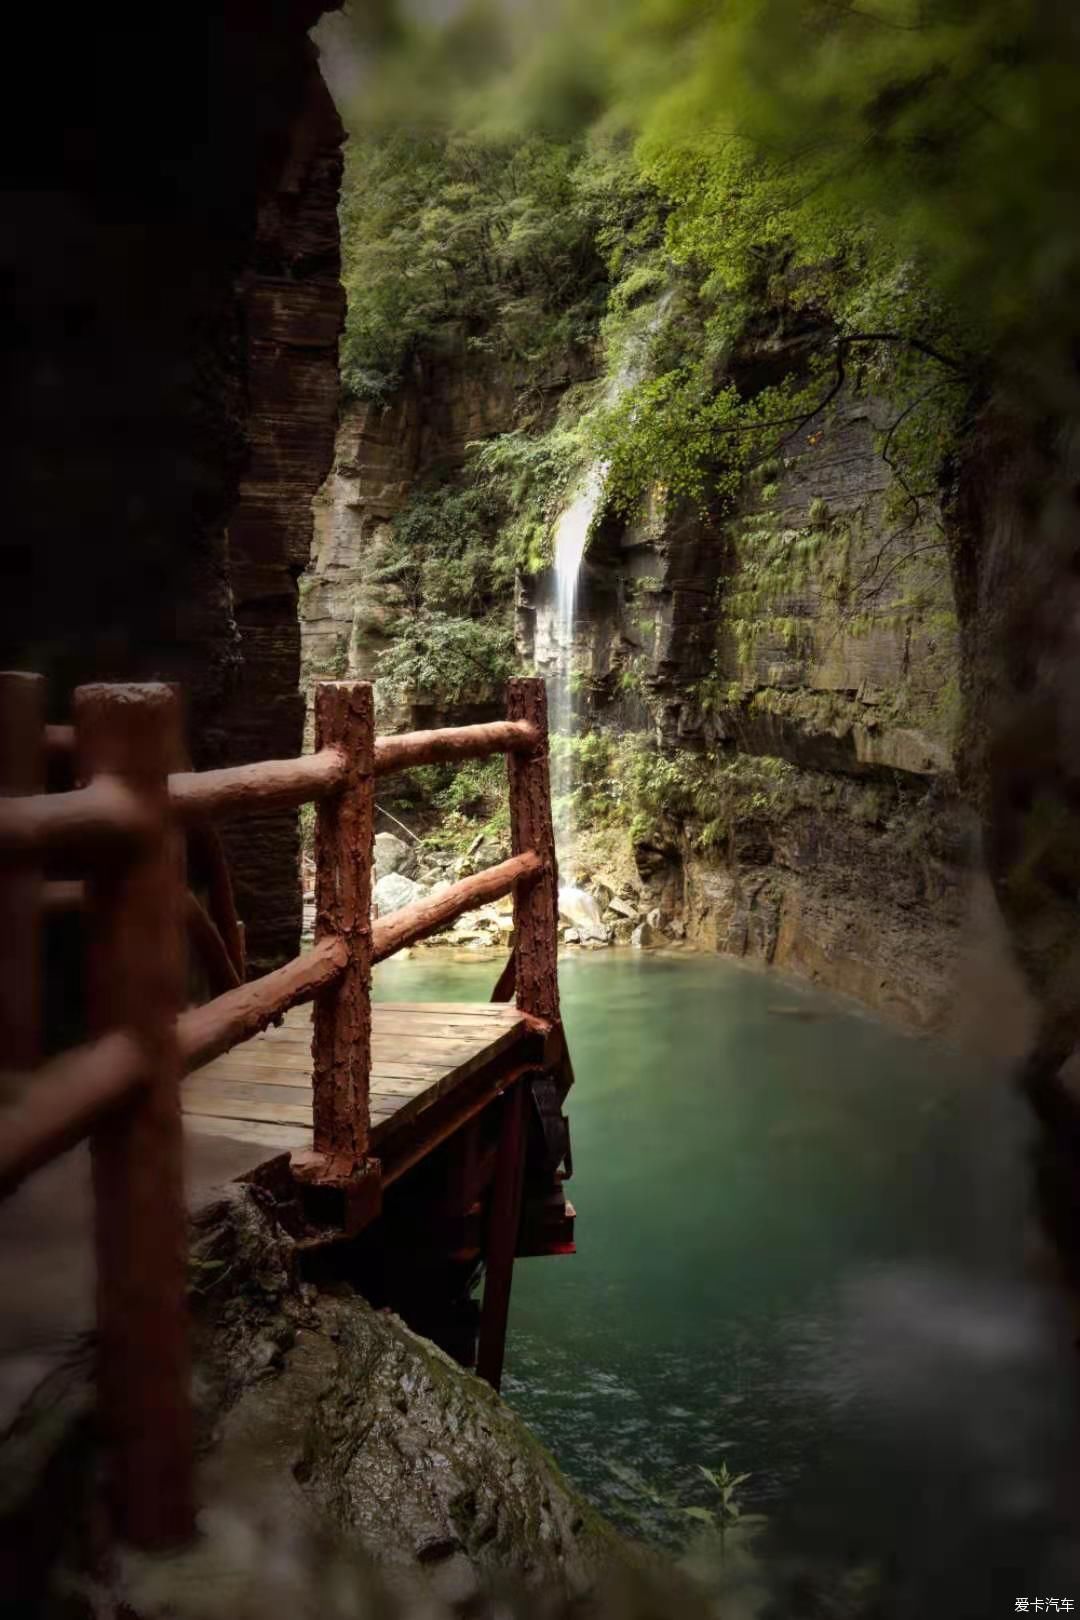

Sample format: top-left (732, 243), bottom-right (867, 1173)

top-left (302, 296), bottom-right (966, 1030)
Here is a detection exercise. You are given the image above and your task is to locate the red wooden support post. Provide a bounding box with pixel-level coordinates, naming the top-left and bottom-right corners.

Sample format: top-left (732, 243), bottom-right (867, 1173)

top-left (505, 678), bottom-right (560, 1026)
top-left (476, 1077), bottom-right (529, 1390)
top-left (306, 681), bottom-right (377, 1191)
top-left (477, 680), bottom-right (561, 1387)
top-left (74, 683), bottom-right (193, 1548)
top-left (0, 672), bottom-right (45, 1071)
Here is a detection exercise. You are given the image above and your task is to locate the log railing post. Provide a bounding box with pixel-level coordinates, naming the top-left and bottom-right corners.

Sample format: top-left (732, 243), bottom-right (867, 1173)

top-left (505, 677), bottom-right (560, 1025)
top-left (74, 683), bottom-right (193, 1549)
top-left (0, 672), bottom-right (45, 1072)
top-left (478, 679), bottom-right (561, 1389)
top-left (305, 681), bottom-right (376, 1189)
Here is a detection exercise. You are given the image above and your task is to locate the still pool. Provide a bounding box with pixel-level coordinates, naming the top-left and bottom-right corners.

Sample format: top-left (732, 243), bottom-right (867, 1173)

top-left (374, 950), bottom-right (1080, 1614)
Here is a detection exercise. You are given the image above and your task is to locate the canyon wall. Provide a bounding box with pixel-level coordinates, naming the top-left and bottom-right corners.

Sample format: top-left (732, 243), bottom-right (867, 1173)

top-left (303, 354), bottom-right (586, 731)
top-left (521, 386), bottom-right (966, 1026)
top-left (311, 358), bottom-right (967, 1027)
top-left (3, 1), bottom-right (343, 974)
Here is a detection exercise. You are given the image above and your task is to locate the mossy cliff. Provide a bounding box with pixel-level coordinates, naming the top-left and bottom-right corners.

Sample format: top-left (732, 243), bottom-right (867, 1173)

top-left (305, 343), bottom-right (966, 1028)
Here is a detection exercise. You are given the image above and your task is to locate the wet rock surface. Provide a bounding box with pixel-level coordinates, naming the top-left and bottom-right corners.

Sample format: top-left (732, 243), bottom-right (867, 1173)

top-left (8, 1186), bottom-right (633, 1613)
top-left (375, 831), bottom-right (417, 882)
top-left (373, 873), bottom-right (428, 915)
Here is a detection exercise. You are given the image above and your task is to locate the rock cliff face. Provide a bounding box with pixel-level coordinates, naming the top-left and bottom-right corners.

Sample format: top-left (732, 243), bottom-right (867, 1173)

top-left (319, 351), bottom-right (967, 1027)
top-left (4, 1), bottom-right (344, 976)
top-left (517, 386), bottom-right (965, 1025)
top-left (8, 1186), bottom-right (628, 1613)
top-left (213, 61), bottom-right (345, 975)
top-left (303, 354), bottom-right (591, 733)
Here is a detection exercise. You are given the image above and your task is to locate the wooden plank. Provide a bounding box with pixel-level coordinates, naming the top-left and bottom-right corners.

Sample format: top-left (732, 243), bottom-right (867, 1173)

top-left (369, 1012), bottom-right (524, 1036)
top-left (271, 1001), bottom-right (520, 1035)
top-left (181, 1093), bottom-right (313, 1127)
top-left (373, 1002), bottom-right (518, 1018)
top-left (194, 1056), bottom-right (313, 1083)
top-left (183, 1114), bottom-right (312, 1152)
top-left (184, 1077), bottom-right (312, 1110)
top-left (269, 1029), bottom-right (518, 1057)
top-left (191, 1033), bottom-right (525, 1092)
top-left (191, 1053), bottom-right (459, 1085)
top-left (370, 1086), bottom-right (453, 1141)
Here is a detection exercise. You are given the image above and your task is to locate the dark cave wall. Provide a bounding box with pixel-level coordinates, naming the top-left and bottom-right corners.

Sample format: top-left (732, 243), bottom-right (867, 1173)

top-left (2, 0), bottom-right (344, 974)
top-left (215, 62), bottom-right (345, 975)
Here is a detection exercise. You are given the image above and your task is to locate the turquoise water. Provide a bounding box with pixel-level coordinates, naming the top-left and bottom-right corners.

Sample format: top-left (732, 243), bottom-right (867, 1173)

top-left (374, 951), bottom-right (1080, 1612)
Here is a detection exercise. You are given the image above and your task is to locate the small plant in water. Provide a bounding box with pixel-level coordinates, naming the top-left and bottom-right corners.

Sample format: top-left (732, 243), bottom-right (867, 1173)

top-left (605, 1457), bottom-right (764, 1560)
top-left (684, 1462), bottom-right (764, 1561)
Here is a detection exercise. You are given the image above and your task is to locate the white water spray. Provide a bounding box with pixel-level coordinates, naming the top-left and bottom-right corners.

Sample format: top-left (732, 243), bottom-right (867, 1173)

top-left (550, 463), bottom-right (605, 809)
top-left (546, 294), bottom-right (673, 922)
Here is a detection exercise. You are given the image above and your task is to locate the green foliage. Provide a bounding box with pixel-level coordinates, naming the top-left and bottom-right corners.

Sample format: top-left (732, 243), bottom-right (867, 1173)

top-left (411, 757), bottom-right (511, 859)
top-left (298, 801), bottom-right (315, 858)
top-left (374, 482), bottom-right (511, 616)
top-left (604, 1453), bottom-right (765, 1560)
top-left (339, 131), bottom-right (608, 400)
top-left (471, 414), bottom-right (591, 574)
top-left (370, 480), bottom-right (515, 706)
top-left (550, 729), bottom-right (800, 852)
top-left (436, 757), bottom-right (506, 820)
top-left (374, 612), bottom-right (513, 706)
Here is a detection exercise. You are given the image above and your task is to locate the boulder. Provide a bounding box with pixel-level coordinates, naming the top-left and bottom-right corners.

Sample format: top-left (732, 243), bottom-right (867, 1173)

top-left (631, 921), bottom-right (657, 950)
top-left (605, 895), bottom-right (638, 921)
top-left (18, 1186), bottom-right (635, 1615)
top-left (558, 886), bottom-right (605, 932)
top-left (374, 831), bottom-right (415, 881)
top-left (373, 873), bottom-right (426, 915)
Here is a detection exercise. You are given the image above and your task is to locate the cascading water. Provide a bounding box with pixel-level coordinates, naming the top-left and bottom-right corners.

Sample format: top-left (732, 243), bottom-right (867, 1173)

top-left (550, 463), bottom-right (604, 814)
top-left (550, 467), bottom-right (606, 931)
top-left (546, 292), bottom-right (673, 929)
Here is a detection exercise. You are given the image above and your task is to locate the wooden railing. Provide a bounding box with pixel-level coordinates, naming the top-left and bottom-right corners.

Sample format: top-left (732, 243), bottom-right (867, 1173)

top-left (0, 672), bottom-right (560, 1551)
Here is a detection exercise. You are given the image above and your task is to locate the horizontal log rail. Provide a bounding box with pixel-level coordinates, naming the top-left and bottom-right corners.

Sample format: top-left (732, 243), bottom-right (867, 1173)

top-left (168, 747), bottom-right (346, 822)
top-left (0, 1032), bottom-right (146, 1198)
top-left (1, 671), bottom-right (564, 1541)
top-left (373, 718), bottom-right (540, 776)
top-left (0, 776), bottom-right (151, 860)
top-left (177, 934), bottom-right (347, 1074)
top-left (372, 850), bottom-right (543, 963)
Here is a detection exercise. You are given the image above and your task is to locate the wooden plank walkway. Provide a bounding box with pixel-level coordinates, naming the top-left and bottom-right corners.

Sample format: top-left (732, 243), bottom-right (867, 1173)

top-left (182, 1001), bottom-right (531, 1156)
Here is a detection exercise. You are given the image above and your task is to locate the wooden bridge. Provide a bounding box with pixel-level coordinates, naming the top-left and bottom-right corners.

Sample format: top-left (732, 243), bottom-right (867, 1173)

top-left (0, 673), bottom-right (573, 1552)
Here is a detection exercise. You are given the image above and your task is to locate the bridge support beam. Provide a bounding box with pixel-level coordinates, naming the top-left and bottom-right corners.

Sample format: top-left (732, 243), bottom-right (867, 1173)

top-left (476, 1075), bottom-right (529, 1390)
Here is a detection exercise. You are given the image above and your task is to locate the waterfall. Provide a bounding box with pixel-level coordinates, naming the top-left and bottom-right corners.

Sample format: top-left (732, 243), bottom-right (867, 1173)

top-left (549, 465), bottom-right (606, 934)
top-left (545, 292), bottom-right (673, 927)
top-left (550, 462), bottom-right (604, 820)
